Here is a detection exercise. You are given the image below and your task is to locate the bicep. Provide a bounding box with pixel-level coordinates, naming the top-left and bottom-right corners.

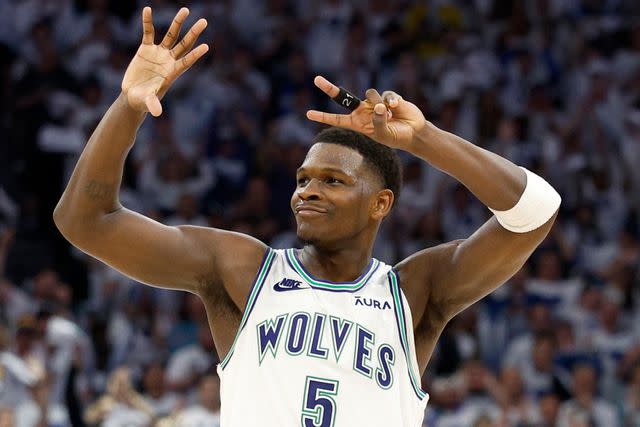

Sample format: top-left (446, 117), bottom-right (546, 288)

top-left (398, 211), bottom-right (558, 324)
top-left (431, 212), bottom-right (558, 318)
top-left (71, 207), bottom-right (266, 293)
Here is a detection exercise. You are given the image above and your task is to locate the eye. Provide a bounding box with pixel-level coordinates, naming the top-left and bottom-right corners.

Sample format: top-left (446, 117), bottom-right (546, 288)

top-left (297, 177), bottom-right (309, 186)
top-left (326, 177), bottom-right (343, 184)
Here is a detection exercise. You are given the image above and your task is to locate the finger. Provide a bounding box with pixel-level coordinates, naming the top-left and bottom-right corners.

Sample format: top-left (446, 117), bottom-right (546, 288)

top-left (141, 7), bottom-right (155, 45)
top-left (382, 91), bottom-right (402, 108)
top-left (306, 110), bottom-right (353, 128)
top-left (365, 88), bottom-right (383, 105)
top-left (171, 18), bottom-right (208, 58)
top-left (372, 103), bottom-right (390, 139)
top-left (173, 43), bottom-right (209, 76)
top-left (145, 95), bottom-right (162, 117)
top-left (313, 76), bottom-right (340, 98)
top-left (161, 7), bottom-right (189, 49)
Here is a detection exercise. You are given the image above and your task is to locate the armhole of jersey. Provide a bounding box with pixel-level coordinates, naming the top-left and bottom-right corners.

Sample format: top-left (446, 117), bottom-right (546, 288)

top-left (387, 268), bottom-right (429, 403)
top-left (219, 247), bottom-right (276, 371)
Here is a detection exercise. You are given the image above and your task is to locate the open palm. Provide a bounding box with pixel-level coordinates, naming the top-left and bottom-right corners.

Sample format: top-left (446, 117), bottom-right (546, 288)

top-left (306, 76), bottom-right (427, 150)
top-left (122, 7), bottom-right (209, 117)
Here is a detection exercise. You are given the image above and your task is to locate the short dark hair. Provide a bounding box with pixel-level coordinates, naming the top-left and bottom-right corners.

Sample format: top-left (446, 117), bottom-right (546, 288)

top-left (311, 128), bottom-right (403, 205)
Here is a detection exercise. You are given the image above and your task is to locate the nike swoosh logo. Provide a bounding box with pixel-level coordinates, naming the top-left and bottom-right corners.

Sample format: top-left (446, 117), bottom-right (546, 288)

top-left (273, 283), bottom-right (310, 292)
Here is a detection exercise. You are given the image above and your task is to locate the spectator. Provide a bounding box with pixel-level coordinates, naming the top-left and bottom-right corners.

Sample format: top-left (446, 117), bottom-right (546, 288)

top-left (496, 367), bottom-right (538, 425)
top-left (0, 276), bottom-right (32, 329)
top-left (164, 193), bottom-right (208, 227)
top-left (141, 362), bottom-right (182, 419)
top-left (12, 315), bottom-right (46, 383)
top-left (590, 291), bottom-right (638, 393)
top-left (138, 147), bottom-right (215, 215)
top-left (525, 249), bottom-right (582, 311)
top-left (531, 392), bottom-right (561, 427)
top-left (623, 362), bottom-right (640, 427)
top-left (557, 363), bottom-right (619, 427)
top-left (172, 375), bottom-right (221, 427)
top-left (520, 332), bottom-right (565, 397)
top-left (83, 366), bottom-right (154, 427)
top-left (14, 374), bottom-right (70, 427)
top-left (503, 303), bottom-right (553, 369)
top-left (0, 325), bottom-right (37, 407)
top-left (166, 325), bottom-right (217, 393)
top-left (0, 0), bottom-right (639, 424)
top-left (0, 407), bottom-right (14, 427)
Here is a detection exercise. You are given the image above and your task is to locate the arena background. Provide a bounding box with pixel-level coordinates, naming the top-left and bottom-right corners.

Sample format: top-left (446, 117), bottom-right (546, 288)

top-left (1, 0), bottom-right (640, 426)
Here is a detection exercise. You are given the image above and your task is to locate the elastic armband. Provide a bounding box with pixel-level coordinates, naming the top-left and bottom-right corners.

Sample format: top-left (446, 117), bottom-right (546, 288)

top-left (489, 167), bottom-right (561, 233)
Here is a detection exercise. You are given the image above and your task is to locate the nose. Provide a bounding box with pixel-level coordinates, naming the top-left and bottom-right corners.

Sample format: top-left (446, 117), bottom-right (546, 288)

top-left (296, 178), bottom-right (322, 201)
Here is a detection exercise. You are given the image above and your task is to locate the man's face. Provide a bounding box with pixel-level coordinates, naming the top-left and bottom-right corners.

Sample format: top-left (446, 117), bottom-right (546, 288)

top-left (572, 365), bottom-right (596, 395)
top-left (291, 143), bottom-right (383, 245)
top-left (143, 364), bottom-right (165, 394)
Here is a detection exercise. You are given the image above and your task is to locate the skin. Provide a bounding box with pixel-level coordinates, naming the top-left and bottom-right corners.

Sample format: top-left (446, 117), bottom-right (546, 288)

top-left (54, 7), bottom-right (558, 376)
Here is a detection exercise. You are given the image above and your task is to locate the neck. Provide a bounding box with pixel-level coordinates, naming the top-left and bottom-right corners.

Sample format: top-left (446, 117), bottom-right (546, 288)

top-left (299, 243), bottom-right (374, 283)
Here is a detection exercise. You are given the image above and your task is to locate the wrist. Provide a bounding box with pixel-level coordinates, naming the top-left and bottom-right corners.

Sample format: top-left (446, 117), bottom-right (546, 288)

top-left (409, 120), bottom-right (441, 152)
top-left (116, 92), bottom-right (148, 123)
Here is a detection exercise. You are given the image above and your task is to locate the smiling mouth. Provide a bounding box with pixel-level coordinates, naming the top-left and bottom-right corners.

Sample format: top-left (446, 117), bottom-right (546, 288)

top-left (295, 209), bottom-right (326, 217)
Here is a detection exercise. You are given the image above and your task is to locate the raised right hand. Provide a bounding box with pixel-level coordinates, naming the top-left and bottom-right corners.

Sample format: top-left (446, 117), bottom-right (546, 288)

top-left (306, 76), bottom-right (427, 151)
top-left (121, 7), bottom-right (209, 117)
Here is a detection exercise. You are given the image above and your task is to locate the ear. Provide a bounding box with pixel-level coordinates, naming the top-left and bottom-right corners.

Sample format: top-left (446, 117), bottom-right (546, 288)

top-left (371, 189), bottom-right (394, 220)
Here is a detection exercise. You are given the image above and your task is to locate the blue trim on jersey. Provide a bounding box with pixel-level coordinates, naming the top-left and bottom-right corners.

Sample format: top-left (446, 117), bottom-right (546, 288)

top-left (285, 249), bottom-right (380, 292)
top-left (220, 247), bottom-right (275, 370)
top-left (393, 273), bottom-right (427, 398)
top-left (387, 270), bottom-right (428, 400)
top-left (292, 248), bottom-right (375, 284)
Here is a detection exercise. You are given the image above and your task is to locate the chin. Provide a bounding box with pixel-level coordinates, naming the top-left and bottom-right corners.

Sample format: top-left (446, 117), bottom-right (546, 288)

top-left (296, 230), bottom-right (318, 246)
top-left (298, 237), bottom-right (316, 246)
top-left (297, 230), bottom-right (343, 249)
top-left (295, 224), bottom-right (324, 246)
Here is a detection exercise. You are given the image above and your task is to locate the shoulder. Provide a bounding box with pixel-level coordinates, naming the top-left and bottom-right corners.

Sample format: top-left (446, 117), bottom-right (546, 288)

top-left (178, 226), bottom-right (268, 261)
top-left (394, 240), bottom-right (463, 279)
top-left (179, 225), bottom-right (269, 290)
top-left (393, 240), bottom-right (464, 327)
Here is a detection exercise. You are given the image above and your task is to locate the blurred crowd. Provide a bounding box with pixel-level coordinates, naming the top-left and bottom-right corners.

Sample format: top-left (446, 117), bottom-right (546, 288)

top-left (1, 0), bottom-right (640, 426)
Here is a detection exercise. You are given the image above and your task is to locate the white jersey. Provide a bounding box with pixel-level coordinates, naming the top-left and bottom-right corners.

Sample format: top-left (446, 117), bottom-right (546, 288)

top-left (217, 248), bottom-right (429, 427)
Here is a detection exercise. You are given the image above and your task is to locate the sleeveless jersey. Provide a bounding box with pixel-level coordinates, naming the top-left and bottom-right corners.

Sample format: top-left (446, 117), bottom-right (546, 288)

top-left (217, 248), bottom-right (429, 426)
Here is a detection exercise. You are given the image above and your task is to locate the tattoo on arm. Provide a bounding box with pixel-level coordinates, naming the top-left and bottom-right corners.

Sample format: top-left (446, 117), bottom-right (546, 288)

top-left (84, 180), bottom-right (116, 200)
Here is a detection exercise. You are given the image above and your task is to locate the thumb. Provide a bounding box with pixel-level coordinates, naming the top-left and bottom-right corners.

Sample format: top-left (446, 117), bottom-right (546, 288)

top-left (145, 94), bottom-right (163, 117)
top-left (372, 103), bottom-right (390, 140)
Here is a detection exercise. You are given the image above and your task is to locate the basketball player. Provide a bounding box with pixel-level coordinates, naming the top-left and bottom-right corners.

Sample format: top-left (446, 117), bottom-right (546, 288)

top-left (53, 7), bottom-right (561, 427)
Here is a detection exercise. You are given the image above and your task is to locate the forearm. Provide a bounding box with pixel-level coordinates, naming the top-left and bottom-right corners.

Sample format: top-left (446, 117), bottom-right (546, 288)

top-left (53, 94), bottom-right (145, 232)
top-left (408, 121), bottom-right (526, 211)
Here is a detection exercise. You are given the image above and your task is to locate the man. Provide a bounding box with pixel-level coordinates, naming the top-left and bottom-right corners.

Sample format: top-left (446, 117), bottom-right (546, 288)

top-left (53, 7), bottom-right (560, 426)
top-left (172, 375), bottom-right (221, 427)
top-left (556, 364), bottom-right (619, 427)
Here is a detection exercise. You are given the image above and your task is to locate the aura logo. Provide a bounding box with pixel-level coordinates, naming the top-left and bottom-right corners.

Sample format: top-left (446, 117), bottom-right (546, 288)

top-left (273, 278), bottom-right (309, 292)
top-left (354, 296), bottom-right (391, 310)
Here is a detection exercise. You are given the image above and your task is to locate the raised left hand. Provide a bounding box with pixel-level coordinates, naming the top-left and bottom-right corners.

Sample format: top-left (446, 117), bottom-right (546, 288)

top-left (306, 76), bottom-right (427, 150)
top-left (121, 7), bottom-right (209, 117)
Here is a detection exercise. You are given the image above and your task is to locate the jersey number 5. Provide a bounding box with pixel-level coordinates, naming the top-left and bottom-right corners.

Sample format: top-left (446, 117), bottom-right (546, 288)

top-left (301, 376), bottom-right (339, 427)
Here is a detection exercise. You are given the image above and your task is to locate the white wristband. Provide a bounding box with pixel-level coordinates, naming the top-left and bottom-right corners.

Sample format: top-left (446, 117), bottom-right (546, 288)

top-left (489, 167), bottom-right (561, 233)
